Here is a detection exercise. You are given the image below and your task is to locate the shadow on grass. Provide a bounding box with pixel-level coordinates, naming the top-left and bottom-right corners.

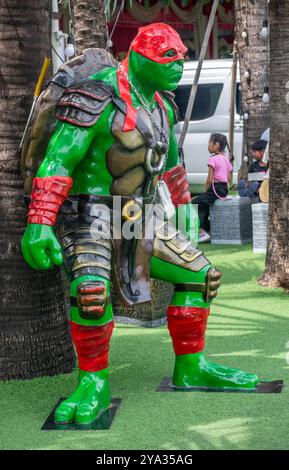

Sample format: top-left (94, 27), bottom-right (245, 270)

top-left (213, 300), bottom-right (289, 321)
top-left (162, 417), bottom-right (255, 450)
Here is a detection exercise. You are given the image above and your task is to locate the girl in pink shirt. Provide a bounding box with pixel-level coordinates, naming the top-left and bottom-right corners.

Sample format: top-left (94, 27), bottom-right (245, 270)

top-left (192, 134), bottom-right (233, 243)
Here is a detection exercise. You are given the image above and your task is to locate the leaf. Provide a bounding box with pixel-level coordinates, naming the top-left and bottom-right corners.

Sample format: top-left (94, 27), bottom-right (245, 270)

top-left (104, 0), bottom-right (118, 20)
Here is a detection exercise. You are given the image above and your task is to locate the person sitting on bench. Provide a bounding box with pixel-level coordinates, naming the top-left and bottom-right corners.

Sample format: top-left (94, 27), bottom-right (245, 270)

top-left (193, 133), bottom-right (233, 243)
top-left (238, 139), bottom-right (268, 199)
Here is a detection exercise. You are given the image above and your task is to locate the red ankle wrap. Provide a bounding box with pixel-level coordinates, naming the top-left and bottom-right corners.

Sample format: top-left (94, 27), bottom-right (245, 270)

top-left (70, 321), bottom-right (114, 372)
top-left (162, 165), bottom-right (191, 207)
top-left (28, 176), bottom-right (73, 225)
top-left (167, 306), bottom-right (210, 354)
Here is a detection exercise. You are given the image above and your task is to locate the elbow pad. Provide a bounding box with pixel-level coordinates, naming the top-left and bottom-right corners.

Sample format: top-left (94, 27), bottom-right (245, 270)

top-left (162, 165), bottom-right (191, 207)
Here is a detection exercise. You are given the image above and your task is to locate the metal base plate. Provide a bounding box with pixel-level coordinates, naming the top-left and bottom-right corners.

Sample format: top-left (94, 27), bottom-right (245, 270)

top-left (156, 377), bottom-right (284, 393)
top-left (41, 398), bottom-right (121, 431)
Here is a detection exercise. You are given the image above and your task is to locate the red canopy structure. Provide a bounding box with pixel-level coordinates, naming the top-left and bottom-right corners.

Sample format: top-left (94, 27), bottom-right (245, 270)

top-left (108, 0), bottom-right (234, 60)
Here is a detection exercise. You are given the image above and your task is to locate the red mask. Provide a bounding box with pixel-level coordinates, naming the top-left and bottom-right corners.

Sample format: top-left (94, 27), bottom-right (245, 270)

top-left (129, 23), bottom-right (187, 64)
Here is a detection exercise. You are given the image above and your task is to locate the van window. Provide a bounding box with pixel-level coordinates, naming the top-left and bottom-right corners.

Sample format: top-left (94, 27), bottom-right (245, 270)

top-left (174, 83), bottom-right (223, 121)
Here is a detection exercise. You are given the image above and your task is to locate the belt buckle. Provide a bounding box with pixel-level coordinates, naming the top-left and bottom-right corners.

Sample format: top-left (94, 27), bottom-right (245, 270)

top-left (122, 199), bottom-right (142, 222)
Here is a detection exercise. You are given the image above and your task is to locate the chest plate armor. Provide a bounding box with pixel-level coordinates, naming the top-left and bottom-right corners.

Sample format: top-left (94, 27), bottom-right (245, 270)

top-left (108, 106), bottom-right (169, 197)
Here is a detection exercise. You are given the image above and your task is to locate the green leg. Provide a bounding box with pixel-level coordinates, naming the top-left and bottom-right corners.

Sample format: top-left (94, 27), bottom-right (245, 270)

top-left (150, 256), bottom-right (259, 390)
top-left (54, 275), bottom-right (113, 424)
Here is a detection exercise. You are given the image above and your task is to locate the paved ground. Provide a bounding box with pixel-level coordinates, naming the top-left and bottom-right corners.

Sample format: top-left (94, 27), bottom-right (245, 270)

top-left (1, 244), bottom-right (289, 450)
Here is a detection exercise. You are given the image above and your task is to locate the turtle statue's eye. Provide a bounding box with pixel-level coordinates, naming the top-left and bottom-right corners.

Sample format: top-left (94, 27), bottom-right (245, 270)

top-left (164, 49), bottom-right (177, 58)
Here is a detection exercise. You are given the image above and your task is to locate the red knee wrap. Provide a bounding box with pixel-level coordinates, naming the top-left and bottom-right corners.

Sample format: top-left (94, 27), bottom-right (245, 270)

top-left (70, 321), bottom-right (114, 372)
top-left (162, 165), bottom-right (191, 207)
top-left (28, 176), bottom-right (73, 225)
top-left (167, 306), bottom-right (210, 355)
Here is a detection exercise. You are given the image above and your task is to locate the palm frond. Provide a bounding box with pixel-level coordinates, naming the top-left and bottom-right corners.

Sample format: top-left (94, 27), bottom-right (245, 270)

top-left (104, 0), bottom-right (118, 20)
top-left (104, 0), bottom-right (133, 20)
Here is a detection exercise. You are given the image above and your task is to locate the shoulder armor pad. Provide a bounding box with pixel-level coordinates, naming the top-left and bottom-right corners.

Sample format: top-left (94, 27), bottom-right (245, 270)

top-left (56, 80), bottom-right (114, 127)
top-left (159, 90), bottom-right (179, 124)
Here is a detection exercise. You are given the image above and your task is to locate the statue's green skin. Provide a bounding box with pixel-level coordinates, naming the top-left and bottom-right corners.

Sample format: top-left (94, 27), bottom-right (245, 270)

top-left (21, 50), bottom-right (258, 424)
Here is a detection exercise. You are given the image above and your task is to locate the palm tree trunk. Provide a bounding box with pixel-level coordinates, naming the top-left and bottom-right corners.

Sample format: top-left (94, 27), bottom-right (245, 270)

top-left (73, 0), bottom-right (107, 54)
top-left (235, 0), bottom-right (270, 173)
top-left (259, 0), bottom-right (289, 289)
top-left (0, 0), bottom-right (75, 380)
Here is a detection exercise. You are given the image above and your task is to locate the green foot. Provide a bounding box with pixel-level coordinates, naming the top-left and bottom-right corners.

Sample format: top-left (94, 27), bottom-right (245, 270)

top-left (54, 369), bottom-right (111, 424)
top-left (173, 353), bottom-right (259, 390)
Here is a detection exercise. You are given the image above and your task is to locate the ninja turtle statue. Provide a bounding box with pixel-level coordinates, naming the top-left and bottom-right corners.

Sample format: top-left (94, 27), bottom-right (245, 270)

top-left (21, 23), bottom-right (259, 425)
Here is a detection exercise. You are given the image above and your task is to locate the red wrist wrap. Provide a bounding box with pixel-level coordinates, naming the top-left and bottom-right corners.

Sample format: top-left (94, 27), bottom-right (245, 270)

top-left (70, 321), bottom-right (114, 372)
top-left (167, 306), bottom-right (210, 355)
top-left (28, 176), bottom-right (73, 225)
top-left (162, 165), bottom-right (191, 207)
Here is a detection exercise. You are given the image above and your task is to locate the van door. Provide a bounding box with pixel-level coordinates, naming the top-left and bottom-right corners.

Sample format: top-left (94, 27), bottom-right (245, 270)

top-left (174, 82), bottom-right (225, 193)
top-left (233, 82), bottom-right (243, 174)
top-left (174, 80), bottom-right (243, 193)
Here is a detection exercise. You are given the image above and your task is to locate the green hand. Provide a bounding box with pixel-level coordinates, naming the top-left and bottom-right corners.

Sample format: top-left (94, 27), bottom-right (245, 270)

top-left (21, 223), bottom-right (63, 270)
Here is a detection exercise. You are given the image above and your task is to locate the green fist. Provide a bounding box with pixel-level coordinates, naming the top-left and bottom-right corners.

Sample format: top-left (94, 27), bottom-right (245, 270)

top-left (21, 224), bottom-right (63, 270)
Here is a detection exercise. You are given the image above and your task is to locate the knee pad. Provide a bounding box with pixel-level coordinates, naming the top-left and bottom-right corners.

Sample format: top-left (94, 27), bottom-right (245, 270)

top-left (76, 281), bottom-right (109, 320)
top-left (174, 267), bottom-right (222, 302)
top-left (204, 268), bottom-right (222, 301)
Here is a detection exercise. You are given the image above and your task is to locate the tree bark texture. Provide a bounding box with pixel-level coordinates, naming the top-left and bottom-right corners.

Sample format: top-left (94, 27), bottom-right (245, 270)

top-left (0, 0), bottom-right (75, 380)
top-left (235, 0), bottom-right (270, 173)
top-left (259, 0), bottom-right (289, 289)
top-left (73, 0), bottom-right (108, 54)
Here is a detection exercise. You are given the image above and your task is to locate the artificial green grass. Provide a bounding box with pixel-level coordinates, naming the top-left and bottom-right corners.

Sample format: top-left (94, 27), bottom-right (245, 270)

top-left (1, 244), bottom-right (289, 450)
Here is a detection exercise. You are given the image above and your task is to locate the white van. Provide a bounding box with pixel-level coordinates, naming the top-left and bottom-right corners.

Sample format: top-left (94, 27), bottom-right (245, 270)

top-left (174, 59), bottom-right (243, 194)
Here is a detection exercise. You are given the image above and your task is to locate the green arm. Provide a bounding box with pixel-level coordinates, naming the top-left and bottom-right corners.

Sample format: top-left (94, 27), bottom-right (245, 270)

top-left (37, 121), bottom-right (96, 177)
top-left (162, 99), bottom-right (179, 172)
top-left (22, 121), bottom-right (97, 270)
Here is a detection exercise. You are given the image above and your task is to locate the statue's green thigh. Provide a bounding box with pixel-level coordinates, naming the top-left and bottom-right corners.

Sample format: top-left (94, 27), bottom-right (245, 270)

top-left (150, 223), bottom-right (215, 307)
top-left (150, 255), bottom-right (211, 308)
